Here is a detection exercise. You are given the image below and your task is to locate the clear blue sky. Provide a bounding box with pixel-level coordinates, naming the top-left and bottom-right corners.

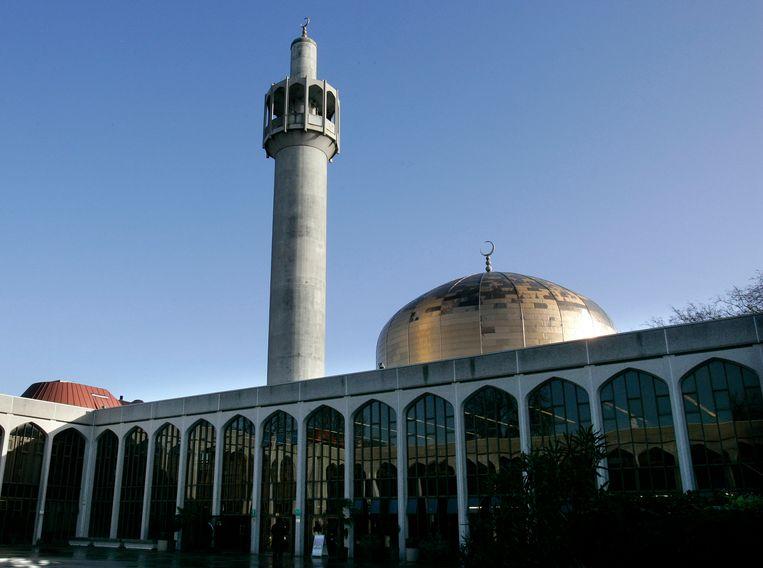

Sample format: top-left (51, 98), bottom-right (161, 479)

top-left (1, 1), bottom-right (761, 401)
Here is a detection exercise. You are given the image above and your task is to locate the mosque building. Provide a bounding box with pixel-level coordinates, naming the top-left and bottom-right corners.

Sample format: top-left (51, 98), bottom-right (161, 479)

top-left (1, 25), bottom-right (762, 559)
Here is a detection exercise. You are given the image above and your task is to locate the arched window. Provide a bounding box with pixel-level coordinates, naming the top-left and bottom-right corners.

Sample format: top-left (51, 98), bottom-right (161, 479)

top-left (219, 415), bottom-right (255, 552)
top-left (326, 91), bottom-right (336, 122)
top-left (260, 410), bottom-right (297, 554)
top-left (0, 422), bottom-right (46, 545)
top-left (149, 423), bottom-right (180, 540)
top-left (181, 420), bottom-right (216, 550)
top-left (117, 427), bottom-right (148, 539)
top-left (353, 399), bottom-right (397, 556)
top-left (681, 359), bottom-right (763, 490)
top-left (89, 430), bottom-right (118, 538)
top-left (406, 394), bottom-right (458, 549)
top-left (464, 386), bottom-right (521, 508)
top-left (305, 406), bottom-right (345, 559)
top-left (184, 420), bottom-right (216, 512)
top-left (222, 415), bottom-right (255, 515)
top-left (264, 95), bottom-right (272, 129)
top-left (272, 86), bottom-right (286, 126)
top-left (308, 84), bottom-right (324, 117)
top-left (600, 369), bottom-right (680, 492)
top-left (41, 428), bottom-right (86, 542)
top-left (528, 378), bottom-right (591, 448)
top-left (287, 81), bottom-right (306, 120)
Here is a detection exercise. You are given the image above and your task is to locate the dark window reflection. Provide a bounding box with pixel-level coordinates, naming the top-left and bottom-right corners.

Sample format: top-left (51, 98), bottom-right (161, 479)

top-left (41, 428), bottom-right (86, 542)
top-left (149, 423), bottom-right (180, 540)
top-left (305, 406), bottom-right (345, 559)
top-left (406, 394), bottom-right (457, 549)
top-left (353, 400), bottom-right (398, 559)
top-left (682, 359), bottom-right (763, 490)
top-left (464, 386), bottom-right (521, 507)
top-left (118, 427), bottom-right (148, 539)
top-left (600, 369), bottom-right (680, 492)
top-left (529, 378), bottom-right (591, 448)
top-left (0, 422), bottom-right (46, 545)
top-left (260, 410), bottom-right (297, 554)
top-left (89, 430), bottom-right (118, 538)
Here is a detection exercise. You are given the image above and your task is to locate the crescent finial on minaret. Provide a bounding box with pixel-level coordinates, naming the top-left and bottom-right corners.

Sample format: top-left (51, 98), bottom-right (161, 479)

top-left (301, 16), bottom-right (310, 38)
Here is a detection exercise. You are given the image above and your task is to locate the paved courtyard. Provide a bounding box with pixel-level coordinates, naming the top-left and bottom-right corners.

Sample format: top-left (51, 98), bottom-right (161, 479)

top-left (0, 548), bottom-right (359, 568)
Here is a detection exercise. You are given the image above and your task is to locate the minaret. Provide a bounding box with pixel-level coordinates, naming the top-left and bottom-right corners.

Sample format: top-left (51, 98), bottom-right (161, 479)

top-left (263, 22), bottom-right (340, 385)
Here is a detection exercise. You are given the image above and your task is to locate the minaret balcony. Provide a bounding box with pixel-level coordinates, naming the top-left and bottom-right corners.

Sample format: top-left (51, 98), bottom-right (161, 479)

top-left (262, 77), bottom-right (340, 150)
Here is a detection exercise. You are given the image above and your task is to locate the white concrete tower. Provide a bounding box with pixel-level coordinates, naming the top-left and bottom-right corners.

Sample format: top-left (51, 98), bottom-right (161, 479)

top-left (263, 24), bottom-right (340, 385)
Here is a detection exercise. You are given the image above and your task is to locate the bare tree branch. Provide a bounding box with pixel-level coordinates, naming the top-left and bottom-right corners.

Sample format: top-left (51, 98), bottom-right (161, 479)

top-left (648, 271), bottom-right (762, 327)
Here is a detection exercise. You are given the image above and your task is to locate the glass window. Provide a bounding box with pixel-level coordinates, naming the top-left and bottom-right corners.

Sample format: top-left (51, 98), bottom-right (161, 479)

top-left (184, 420), bottom-right (216, 512)
top-left (41, 428), bottom-right (86, 542)
top-left (305, 406), bottom-right (345, 559)
top-left (681, 359), bottom-right (763, 490)
top-left (117, 427), bottom-right (148, 539)
top-left (464, 386), bottom-right (521, 505)
top-left (353, 400), bottom-right (398, 558)
top-left (148, 423), bottom-right (180, 540)
top-left (406, 394), bottom-right (457, 549)
top-left (529, 378), bottom-right (591, 448)
top-left (600, 369), bottom-right (680, 492)
top-left (259, 410), bottom-right (297, 554)
top-left (0, 422), bottom-right (46, 545)
top-left (221, 415), bottom-right (255, 516)
top-left (218, 415), bottom-right (256, 552)
top-left (89, 430), bottom-right (118, 538)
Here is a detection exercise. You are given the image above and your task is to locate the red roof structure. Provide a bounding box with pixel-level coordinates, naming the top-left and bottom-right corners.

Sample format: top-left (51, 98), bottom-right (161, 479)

top-left (21, 380), bottom-right (123, 409)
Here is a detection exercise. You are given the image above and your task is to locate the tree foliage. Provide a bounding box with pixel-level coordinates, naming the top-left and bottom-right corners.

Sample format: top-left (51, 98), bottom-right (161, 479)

top-left (649, 270), bottom-right (762, 326)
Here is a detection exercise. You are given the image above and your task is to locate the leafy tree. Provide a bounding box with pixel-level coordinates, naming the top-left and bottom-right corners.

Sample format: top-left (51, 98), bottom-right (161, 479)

top-left (649, 270), bottom-right (762, 326)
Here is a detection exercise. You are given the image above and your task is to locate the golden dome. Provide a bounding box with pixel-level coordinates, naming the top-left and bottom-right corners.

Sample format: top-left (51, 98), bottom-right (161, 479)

top-left (376, 272), bottom-right (616, 368)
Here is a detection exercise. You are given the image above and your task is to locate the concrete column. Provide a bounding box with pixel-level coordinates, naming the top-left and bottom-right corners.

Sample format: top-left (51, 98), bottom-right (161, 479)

top-left (139, 431), bottom-right (156, 540)
top-left (0, 422), bottom-right (11, 496)
top-left (33, 430), bottom-right (54, 544)
top-left (453, 386), bottom-right (469, 546)
top-left (174, 427), bottom-right (190, 548)
top-left (294, 406), bottom-right (306, 556)
top-left (76, 435), bottom-right (97, 538)
top-left (109, 432), bottom-right (126, 539)
top-left (344, 402), bottom-right (354, 558)
top-left (251, 409), bottom-right (263, 554)
top-left (212, 421), bottom-right (224, 516)
top-left (666, 356), bottom-right (695, 491)
top-left (587, 369), bottom-right (609, 488)
top-left (517, 378), bottom-right (531, 454)
top-left (267, 144), bottom-right (329, 384)
top-left (290, 36), bottom-right (317, 79)
top-left (396, 395), bottom-right (407, 562)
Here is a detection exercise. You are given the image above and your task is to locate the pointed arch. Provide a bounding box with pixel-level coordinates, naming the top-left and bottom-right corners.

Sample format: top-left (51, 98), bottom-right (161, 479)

top-left (259, 410), bottom-right (297, 553)
top-left (528, 377), bottom-right (591, 448)
top-left (304, 405), bottom-right (345, 558)
top-left (680, 358), bottom-right (763, 490)
top-left (41, 428), bottom-right (86, 542)
top-left (0, 422), bottom-right (46, 544)
top-left (405, 393), bottom-right (458, 549)
top-left (599, 368), bottom-right (680, 492)
top-left (463, 386), bottom-right (521, 505)
top-left (148, 422), bottom-right (181, 540)
top-left (89, 429), bottom-right (118, 538)
top-left (117, 426), bottom-right (148, 539)
top-left (353, 399), bottom-right (397, 500)
top-left (308, 84), bottom-right (324, 117)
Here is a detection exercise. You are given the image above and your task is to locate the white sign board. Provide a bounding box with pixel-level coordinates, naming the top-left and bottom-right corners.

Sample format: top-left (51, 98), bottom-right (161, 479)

top-left (311, 534), bottom-right (327, 557)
